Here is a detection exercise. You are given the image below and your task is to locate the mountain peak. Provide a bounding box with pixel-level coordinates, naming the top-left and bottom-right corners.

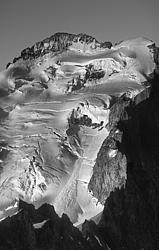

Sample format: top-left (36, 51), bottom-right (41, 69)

top-left (6, 32), bottom-right (112, 67)
top-left (0, 33), bottom-right (159, 249)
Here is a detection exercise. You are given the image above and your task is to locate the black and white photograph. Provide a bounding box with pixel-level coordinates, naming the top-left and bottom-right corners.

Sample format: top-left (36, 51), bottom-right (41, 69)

top-left (0, 0), bottom-right (158, 249)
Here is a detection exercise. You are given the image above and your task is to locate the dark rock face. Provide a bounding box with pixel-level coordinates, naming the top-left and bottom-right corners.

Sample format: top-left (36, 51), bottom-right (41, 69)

top-left (88, 96), bottom-right (130, 204)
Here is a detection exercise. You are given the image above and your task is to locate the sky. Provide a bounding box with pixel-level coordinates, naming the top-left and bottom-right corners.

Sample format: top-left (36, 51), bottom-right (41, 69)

top-left (0, 0), bottom-right (158, 70)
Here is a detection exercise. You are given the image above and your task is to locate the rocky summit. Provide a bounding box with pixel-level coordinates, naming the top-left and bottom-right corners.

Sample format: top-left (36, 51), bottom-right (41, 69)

top-left (0, 32), bottom-right (159, 249)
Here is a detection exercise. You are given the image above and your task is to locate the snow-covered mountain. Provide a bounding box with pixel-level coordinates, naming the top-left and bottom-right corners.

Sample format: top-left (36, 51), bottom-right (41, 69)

top-left (0, 32), bottom-right (159, 249)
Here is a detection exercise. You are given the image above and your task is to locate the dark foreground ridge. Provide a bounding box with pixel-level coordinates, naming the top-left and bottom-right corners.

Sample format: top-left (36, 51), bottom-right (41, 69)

top-left (0, 200), bottom-right (108, 250)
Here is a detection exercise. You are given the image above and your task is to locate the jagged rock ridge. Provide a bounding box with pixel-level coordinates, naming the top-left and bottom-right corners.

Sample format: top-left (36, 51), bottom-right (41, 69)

top-left (6, 32), bottom-right (112, 67)
top-left (0, 200), bottom-right (107, 250)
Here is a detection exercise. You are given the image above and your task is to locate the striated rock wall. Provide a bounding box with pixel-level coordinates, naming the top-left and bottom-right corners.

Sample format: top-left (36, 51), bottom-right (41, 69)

top-left (88, 85), bottom-right (151, 204)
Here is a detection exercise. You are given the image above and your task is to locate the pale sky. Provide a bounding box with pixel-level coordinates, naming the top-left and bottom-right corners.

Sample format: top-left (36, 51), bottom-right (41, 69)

top-left (0, 0), bottom-right (158, 70)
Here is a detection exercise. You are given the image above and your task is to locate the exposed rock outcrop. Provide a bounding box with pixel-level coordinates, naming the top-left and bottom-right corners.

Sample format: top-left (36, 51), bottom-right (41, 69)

top-left (7, 33), bottom-right (112, 66)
